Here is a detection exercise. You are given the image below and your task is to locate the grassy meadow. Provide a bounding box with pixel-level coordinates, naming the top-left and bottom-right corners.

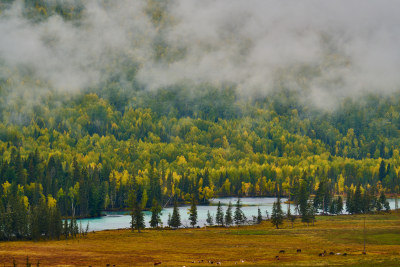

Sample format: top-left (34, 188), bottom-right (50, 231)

top-left (0, 211), bottom-right (399, 267)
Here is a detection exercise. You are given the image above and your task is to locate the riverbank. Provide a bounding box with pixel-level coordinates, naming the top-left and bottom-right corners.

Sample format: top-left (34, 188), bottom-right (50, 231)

top-left (1, 211), bottom-right (399, 266)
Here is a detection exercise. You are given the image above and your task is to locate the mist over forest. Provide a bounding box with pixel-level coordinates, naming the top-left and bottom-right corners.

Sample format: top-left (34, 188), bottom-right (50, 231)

top-left (0, 0), bottom-right (399, 240)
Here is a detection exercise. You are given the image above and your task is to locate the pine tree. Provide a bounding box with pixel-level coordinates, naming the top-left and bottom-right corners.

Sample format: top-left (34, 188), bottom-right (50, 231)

top-left (346, 189), bottom-right (354, 214)
top-left (170, 200), bottom-right (181, 228)
top-left (225, 201), bottom-right (233, 226)
top-left (298, 180), bottom-right (310, 218)
top-left (379, 160), bottom-right (386, 180)
top-left (167, 213), bottom-right (172, 227)
top-left (271, 197), bottom-right (284, 229)
top-left (188, 197), bottom-right (197, 228)
top-left (149, 199), bottom-right (162, 228)
top-left (257, 207), bottom-right (263, 224)
top-left (131, 200), bottom-right (145, 233)
top-left (63, 219), bottom-right (69, 239)
top-left (287, 206), bottom-right (295, 228)
top-left (379, 191), bottom-right (390, 212)
top-left (234, 198), bottom-right (246, 226)
top-left (215, 201), bottom-right (224, 226)
top-left (329, 198), bottom-right (336, 214)
top-left (336, 196), bottom-right (343, 214)
top-left (354, 184), bottom-right (362, 214)
top-left (206, 210), bottom-right (213, 226)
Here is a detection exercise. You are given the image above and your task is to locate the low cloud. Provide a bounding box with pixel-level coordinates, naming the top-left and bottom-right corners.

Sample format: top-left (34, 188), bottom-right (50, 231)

top-left (1, 0), bottom-right (400, 109)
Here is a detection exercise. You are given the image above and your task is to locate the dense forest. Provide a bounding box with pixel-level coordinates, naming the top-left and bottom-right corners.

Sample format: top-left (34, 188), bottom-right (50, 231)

top-left (0, 0), bottom-right (399, 240)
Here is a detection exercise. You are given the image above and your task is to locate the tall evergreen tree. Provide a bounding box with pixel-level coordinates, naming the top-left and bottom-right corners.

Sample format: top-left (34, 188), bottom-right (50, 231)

top-left (271, 197), bottom-right (284, 229)
top-left (379, 191), bottom-right (390, 212)
top-left (287, 206), bottom-right (295, 228)
top-left (149, 199), bottom-right (162, 228)
top-left (215, 201), bottom-right (224, 226)
top-left (188, 197), bottom-right (197, 228)
top-left (354, 184), bottom-right (362, 214)
top-left (257, 207), bottom-right (263, 224)
top-left (131, 200), bottom-right (145, 233)
top-left (206, 210), bottom-right (213, 226)
top-left (170, 200), bottom-right (181, 228)
top-left (298, 180), bottom-right (310, 218)
top-left (225, 201), bottom-right (233, 226)
top-left (336, 196), bottom-right (343, 214)
top-left (346, 189), bottom-right (354, 214)
top-left (234, 198), bottom-right (246, 226)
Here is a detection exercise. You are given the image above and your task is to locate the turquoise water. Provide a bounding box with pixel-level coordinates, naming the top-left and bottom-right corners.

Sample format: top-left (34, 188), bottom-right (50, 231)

top-left (76, 197), bottom-right (398, 231)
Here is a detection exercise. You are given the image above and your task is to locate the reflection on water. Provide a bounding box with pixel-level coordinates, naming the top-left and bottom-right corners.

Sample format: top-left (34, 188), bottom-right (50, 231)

top-left (76, 197), bottom-right (397, 232)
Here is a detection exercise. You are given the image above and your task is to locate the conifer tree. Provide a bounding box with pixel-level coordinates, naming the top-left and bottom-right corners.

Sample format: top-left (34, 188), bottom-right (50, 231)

top-left (188, 197), bottom-right (197, 228)
top-left (131, 200), bottom-right (145, 233)
top-left (354, 184), bottom-right (362, 213)
top-left (167, 213), bottom-right (172, 227)
top-left (298, 180), bottom-right (310, 218)
top-left (257, 207), bottom-right (263, 224)
top-left (271, 197), bottom-right (284, 229)
top-left (63, 219), bottom-right (69, 239)
top-left (206, 210), bottom-right (213, 226)
top-left (379, 191), bottom-right (390, 211)
top-left (287, 206), bottom-right (295, 228)
top-left (346, 189), bottom-right (354, 214)
top-left (225, 201), bottom-right (233, 226)
top-left (215, 201), bottom-right (224, 226)
top-left (234, 198), bottom-right (246, 226)
top-left (170, 200), bottom-right (181, 228)
top-left (149, 199), bottom-right (162, 228)
top-left (336, 196), bottom-right (343, 214)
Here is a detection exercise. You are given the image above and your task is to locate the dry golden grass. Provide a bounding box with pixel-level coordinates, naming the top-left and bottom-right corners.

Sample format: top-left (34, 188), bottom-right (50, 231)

top-left (1, 211), bottom-right (399, 266)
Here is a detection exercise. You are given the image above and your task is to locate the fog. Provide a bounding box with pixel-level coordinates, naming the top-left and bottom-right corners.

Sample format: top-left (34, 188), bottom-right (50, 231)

top-left (1, 0), bottom-right (400, 109)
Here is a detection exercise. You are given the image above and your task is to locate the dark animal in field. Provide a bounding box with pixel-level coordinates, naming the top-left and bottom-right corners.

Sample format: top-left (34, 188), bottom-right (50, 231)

top-left (362, 252), bottom-right (366, 255)
top-left (297, 249), bottom-right (301, 253)
top-left (106, 265), bottom-right (110, 267)
top-left (279, 250), bottom-right (285, 253)
top-left (154, 262), bottom-right (162, 266)
top-left (319, 253), bottom-right (325, 257)
top-left (343, 253), bottom-right (347, 256)
top-left (329, 252), bottom-right (334, 255)
top-left (275, 256), bottom-right (280, 260)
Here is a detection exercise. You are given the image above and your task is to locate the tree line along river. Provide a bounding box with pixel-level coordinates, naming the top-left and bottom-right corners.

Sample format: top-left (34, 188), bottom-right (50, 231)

top-left (75, 197), bottom-right (398, 231)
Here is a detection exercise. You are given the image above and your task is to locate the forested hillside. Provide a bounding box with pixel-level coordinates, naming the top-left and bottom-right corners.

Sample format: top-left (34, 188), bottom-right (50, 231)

top-left (0, 0), bottom-right (399, 240)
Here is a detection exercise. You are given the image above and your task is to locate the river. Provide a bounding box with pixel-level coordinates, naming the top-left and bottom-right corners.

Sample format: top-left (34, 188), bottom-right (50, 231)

top-left (76, 197), bottom-right (398, 232)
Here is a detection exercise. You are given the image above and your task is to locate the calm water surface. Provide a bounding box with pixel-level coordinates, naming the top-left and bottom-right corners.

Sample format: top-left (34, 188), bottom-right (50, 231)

top-left (76, 197), bottom-right (398, 231)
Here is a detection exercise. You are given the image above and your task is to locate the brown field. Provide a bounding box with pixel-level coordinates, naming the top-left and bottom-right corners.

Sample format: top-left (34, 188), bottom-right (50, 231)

top-left (1, 211), bottom-right (399, 267)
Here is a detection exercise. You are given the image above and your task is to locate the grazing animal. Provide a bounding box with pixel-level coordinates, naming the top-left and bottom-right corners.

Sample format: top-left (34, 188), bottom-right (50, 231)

top-left (329, 252), bottom-right (334, 255)
top-left (154, 262), bottom-right (162, 266)
top-left (279, 250), bottom-right (285, 253)
top-left (343, 253), bottom-right (347, 256)
top-left (319, 253), bottom-right (325, 257)
top-left (106, 265), bottom-right (110, 267)
top-left (216, 262), bottom-right (221, 265)
top-left (275, 256), bottom-right (280, 260)
top-left (297, 249), bottom-right (301, 253)
top-left (362, 252), bottom-right (366, 255)
top-left (335, 253), bottom-right (341, 256)
top-left (240, 259), bottom-right (245, 263)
